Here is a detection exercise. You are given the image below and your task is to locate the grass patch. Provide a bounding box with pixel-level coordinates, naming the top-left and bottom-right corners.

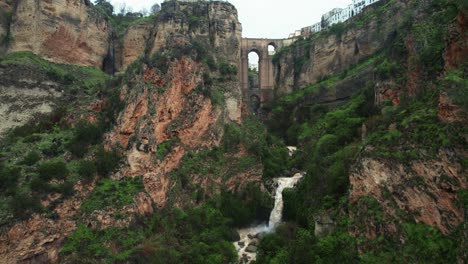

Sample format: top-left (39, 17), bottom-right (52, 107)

top-left (80, 177), bottom-right (144, 213)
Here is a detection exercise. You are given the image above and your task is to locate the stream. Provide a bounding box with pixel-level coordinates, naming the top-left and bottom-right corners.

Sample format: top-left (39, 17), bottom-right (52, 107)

top-left (234, 172), bottom-right (304, 263)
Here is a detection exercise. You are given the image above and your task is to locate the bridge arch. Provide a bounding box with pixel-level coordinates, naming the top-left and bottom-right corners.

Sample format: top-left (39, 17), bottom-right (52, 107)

top-left (239, 38), bottom-right (291, 104)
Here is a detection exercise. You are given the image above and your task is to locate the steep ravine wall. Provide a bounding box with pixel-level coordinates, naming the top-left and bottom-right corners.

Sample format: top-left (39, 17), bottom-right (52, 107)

top-left (268, 0), bottom-right (467, 255)
top-left (116, 0), bottom-right (242, 72)
top-left (6, 0), bottom-right (111, 67)
top-left (108, 1), bottom-right (245, 209)
top-left (273, 0), bottom-right (406, 97)
top-left (0, 2), bottom-right (249, 263)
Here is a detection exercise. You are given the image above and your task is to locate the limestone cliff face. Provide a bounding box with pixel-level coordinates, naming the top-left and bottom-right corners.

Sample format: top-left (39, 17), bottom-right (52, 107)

top-left (109, 58), bottom-right (249, 209)
top-left (105, 1), bottom-right (246, 210)
top-left (117, 1), bottom-right (242, 72)
top-left (0, 63), bottom-right (63, 137)
top-left (8, 0), bottom-right (111, 67)
top-left (349, 149), bottom-right (467, 241)
top-left (274, 0), bottom-right (406, 96)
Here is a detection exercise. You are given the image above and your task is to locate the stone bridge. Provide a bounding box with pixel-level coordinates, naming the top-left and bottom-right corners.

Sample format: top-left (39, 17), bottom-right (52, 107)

top-left (239, 38), bottom-right (292, 106)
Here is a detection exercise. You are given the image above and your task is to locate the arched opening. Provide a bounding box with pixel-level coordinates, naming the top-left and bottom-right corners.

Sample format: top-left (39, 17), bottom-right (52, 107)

top-left (248, 50), bottom-right (259, 90)
top-left (250, 95), bottom-right (260, 113)
top-left (268, 44), bottom-right (276, 55)
top-left (248, 50), bottom-right (260, 112)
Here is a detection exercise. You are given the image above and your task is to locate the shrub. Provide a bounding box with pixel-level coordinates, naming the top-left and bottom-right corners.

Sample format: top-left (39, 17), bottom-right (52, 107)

top-left (38, 160), bottom-right (69, 181)
top-left (219, 62), bottom-right (237, 76)
top-left (77, 160), bottom-right (97, 182)
top-left (222, 123), bottom-right (242, 150)
top-left (156, 139), bottom-right (177, 161)
top-left (21, 151), bottom-right (41, 166)
top-left (0, 165), bottom-right (21, 192)
top-left (95, 147), bottom-right (121, 177)
top-left (67, 120), bottom-right (102, 157)
top-left (10, 191), bottom-right (43, 219)
top-left (80, 177), bottom-right (143, 212)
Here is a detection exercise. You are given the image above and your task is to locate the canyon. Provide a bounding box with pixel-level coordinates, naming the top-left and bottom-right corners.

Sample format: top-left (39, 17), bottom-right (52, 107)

top-left (0, 0), bottom-right (466, 263)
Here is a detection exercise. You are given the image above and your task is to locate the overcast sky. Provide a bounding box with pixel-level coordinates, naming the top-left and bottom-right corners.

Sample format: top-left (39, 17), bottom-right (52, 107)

top-left (108, 0), bottom-right (351, 39)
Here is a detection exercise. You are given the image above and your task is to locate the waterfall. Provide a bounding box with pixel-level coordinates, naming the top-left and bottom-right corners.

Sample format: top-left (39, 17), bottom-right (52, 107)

top-left (268, 173), bottom-right (303, 230)
top-left (234, 171), bottom-right (304, 264)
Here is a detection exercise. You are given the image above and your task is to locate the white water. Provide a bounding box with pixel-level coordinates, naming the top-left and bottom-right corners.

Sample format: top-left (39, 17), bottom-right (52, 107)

top-left (234, 172), bottom-right (304, 263)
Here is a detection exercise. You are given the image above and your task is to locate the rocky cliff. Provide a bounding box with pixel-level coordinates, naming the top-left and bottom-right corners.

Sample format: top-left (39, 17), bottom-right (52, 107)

top-left (3, 0), bottom-right (111, 67)
top-left (108, 0), bottom-right (245, 210)
top-left (273, 0), bottom-right (406, 97)
top-left (262, 0), bottom-right (467, 261)
top-left (0, 1), bottom-right (257, 263)
top-left (117, 1), bottom-right (242, 72)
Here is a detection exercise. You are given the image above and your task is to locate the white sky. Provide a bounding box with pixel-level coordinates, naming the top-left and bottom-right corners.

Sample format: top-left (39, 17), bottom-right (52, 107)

top-left (108, 0), bottom-right (351, 39)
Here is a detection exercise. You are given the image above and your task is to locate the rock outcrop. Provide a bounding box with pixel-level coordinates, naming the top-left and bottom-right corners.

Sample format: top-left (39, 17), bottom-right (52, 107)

top-left (349, 150), bottom-right (467, 240)
top-left (117, 1), bottom-right (242, 72)
top-left (0, 64), bottom-right (63, 137)
top-left (8, 0), bottom-right (111, 67)
top-left (273, 0), bottom-right (406, 96)
top-left (0, 181), bottom-right (95, 263)
top-left (105, 1), bottom-right (248, 210)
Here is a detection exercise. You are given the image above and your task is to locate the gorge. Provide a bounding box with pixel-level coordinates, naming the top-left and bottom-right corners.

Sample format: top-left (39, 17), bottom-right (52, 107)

top-left (0, 0), bottom-right (466, 263)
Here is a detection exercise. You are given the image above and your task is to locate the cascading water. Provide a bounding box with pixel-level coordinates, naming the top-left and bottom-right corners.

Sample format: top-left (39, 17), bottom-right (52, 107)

top-left (268, 173), bottom-right (303, 229)
top-left (234, 172), bottom-right (304, 264)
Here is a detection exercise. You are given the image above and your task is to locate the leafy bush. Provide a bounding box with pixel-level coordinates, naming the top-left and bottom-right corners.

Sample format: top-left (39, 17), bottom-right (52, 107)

top-left (0, 165), bottom-right (21, 192)
top-left (38, 160), bottom-right (69, 181)
top-left (94, 146), bottom-right (121, 177)
top-left (9, 191), bottom-right (43, 220)
top-left (67, 120), bottom-right (102, 157)
top-left (219, 62), bottom-right (237, 76)
top-left (156, 139), bottom-right (177, 161)
top-left (222, 123), bottom-right (242, 150)
top-left (148, 52), bottom-right (169, 74)
top-left (21, 151), bottom-right (41, 166)
top-left (328, 22), bottom-right (346, 37)
top-left (80, 177), bottom-right (143, 212)
top-left (77, 160), bottom-right (97, 182)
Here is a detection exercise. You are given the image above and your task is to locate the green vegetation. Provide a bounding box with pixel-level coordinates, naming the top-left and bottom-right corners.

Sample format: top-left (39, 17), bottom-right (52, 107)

top-left (256, 0), bottom-right (467, 261)
top-left (1, 0), bottom-right (466, 262)
top-left (94, 146), bottom-right (121, 177)
top-left (80, 177), bottom-right (144, 213)
top-left (156, 139), bottom-right (178, 161)
top-left (444, 68), bottom-right (468, 111)
top-left (0, 51), bottom-right (109, 94)
top-left (0, 50), bottom-right (121, 224)
top-left (76, 160), bottom-right (97, 182)
top-left (38, 160), bottom-right (69, 181)
top-left (64, 205), bottom-right (235, 263)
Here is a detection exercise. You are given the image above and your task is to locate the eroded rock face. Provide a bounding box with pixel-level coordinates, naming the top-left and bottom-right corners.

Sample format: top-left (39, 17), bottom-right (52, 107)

top-left (349, 149), bottom-right (467, 240)
top-left (117, 22), bottom-right (153, 72)
top-left (9, 0), bottom-right (110, 67)
top-left (274, 0), bottom-right (407, 95)
top-left (0, 64), bottom-right (64, 137)
top-left (0, 181), bottom-right (95, 264)
top-left (117, 1), bottom-right (242, 73)
top-left (108, 56), bottom-right (252, 209)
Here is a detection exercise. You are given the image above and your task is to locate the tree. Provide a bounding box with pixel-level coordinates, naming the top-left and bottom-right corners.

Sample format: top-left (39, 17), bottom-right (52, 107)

top-left (95, 0), bottom-right (114, 16)
top-left (151, 3), bottom-right (161, 15)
